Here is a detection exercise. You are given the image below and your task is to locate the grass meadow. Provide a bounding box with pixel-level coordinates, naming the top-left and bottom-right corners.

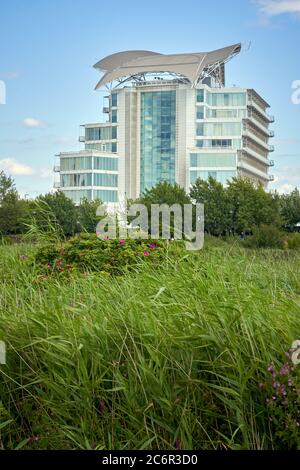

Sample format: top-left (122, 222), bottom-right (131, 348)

top-left (0, 237), bottom-right (299, 450)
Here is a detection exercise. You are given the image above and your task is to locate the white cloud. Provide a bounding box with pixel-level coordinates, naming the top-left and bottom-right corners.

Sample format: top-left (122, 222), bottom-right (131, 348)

top-left (255, 0), bottom-right (300, 17)
top-left (270, 165), bottom-right (300, 193)
top-left (22, 117), bottom-right (46, 128)
top-left (0, 158), bottom-right (52, 179)
top-left (0, 158), bottom-right (35, 176)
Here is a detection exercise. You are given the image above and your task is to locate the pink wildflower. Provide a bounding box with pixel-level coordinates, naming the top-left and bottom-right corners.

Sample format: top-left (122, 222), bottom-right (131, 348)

top-left (119, 239), bottom-right (125, 245)
top-left (143, 251), bottom-right (150, 256)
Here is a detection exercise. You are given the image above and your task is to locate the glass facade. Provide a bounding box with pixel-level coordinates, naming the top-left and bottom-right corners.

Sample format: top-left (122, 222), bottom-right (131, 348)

top-left (85, 142), bottom-right (117, 152)
top-left (140, 90), bottom-right (176, 193)
top-left (94, 173), bottom-right (118, 187)
top-left (190, 153), bottom-right (236, 168)
top-left (196, 139), bottom-right (242, 149)
top-left (111, 109), bottom-right (117, 123)
top-left (94, 156), bottom-right (118, 171)
top-left (190, 170), bottom-right (237, 185)
top-left (206, 92), bottom-right (246, 106)
top-left (60, 157), bottom-right (92, 171)
top-left (111, 93), bottom-right (117, 107)
top-left (62, 190), bottom-right (92, 204)
top-left (85, 126), bottom-right (117, 141)
top-left (206, 108), bottom-right (246, 118)
top-left (197, 122), bottom-right (241, 137)
top-left (61, 173), bottom-right (92, 187)
top-left (94, 190), bottom-right (118, 203)
top-left (196, 89), bottom-right (204, 102)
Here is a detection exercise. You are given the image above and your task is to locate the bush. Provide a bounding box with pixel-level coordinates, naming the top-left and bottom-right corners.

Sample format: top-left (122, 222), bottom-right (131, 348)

top-left (285, 232), bottom-right (300, 250)
top-left (34, 233), bottom-right (167, 276)
top-left (244, 225), bottom-right (284, 249)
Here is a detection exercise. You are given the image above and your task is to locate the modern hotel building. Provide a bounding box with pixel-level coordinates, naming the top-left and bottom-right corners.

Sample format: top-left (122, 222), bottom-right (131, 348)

top-left (55, 44), bottom-right (274, 206)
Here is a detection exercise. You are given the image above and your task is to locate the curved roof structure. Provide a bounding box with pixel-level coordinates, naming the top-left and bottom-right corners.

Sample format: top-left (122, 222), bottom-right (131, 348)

top-left (94, 43), bottom-right (241, 89)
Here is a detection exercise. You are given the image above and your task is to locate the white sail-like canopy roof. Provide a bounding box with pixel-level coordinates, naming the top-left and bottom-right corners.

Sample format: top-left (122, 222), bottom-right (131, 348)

top-left (94, 43), bottom-right (241, 89)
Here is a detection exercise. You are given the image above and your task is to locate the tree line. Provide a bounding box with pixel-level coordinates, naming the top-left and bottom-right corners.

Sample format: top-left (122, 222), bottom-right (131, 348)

top-left (0, 170), bottom-right (300, 238)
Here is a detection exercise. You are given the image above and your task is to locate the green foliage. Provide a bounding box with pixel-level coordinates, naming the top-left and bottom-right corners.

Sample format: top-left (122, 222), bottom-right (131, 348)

top-left (0, 242), bottom-right (300, 449)
top-left (0, 171), bottom-right (30, 235)
top-left (138, 181), bottom-right (191, 207)
top-left (34, 233), bottom-right (167, 276)
top-left (226, 178), bottom-right (282, 233)
top-left (280, 188), bottom-right (300, 226)
top-left (244, 224), bottom-right (284, 249)
top-left (190, 177), bottom-right (229, 235)
top-left (76, 198), bottom-right (103, 233)
top-left (285, 232), bottom-right (300, 250)
top-left (33, 191), bottom-right (78, 236)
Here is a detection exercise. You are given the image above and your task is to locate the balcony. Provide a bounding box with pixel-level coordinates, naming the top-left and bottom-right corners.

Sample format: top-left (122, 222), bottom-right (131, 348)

top-left (79, 136), bottom-right (85, 142)
top-left (269, 145), bottom-right (275, 152)
top-left (269, 175), bottom-right (275, 181)
top-left (103, 107), bottom-right (110, 114)
top-left (269, 130), bottom-right (275, 138)
top-left (53, 165), bottom-right (60, 172)
top-left (269, 160), bottom-right (275, 167)
top-left (53, 182), bottom-right (60, 189)
top-left (267, 114), bottom-right (275, 123)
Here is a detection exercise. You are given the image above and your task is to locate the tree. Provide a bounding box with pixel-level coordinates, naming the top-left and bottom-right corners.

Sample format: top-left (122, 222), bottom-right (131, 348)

top-left (0, 171), bottom-right (29, 235)
top-left (280, 188), bottom-right (300, 227)
top-left (226, 177), bottom-right (281, 234)
top-left (33, 191), bottom-right (78, 237)
top-left (133, 182), bottom-right (191, 237)
top-left (76, 198), bottom-right (102, 233)
top-left (190, 177), bottom-right (230, 235)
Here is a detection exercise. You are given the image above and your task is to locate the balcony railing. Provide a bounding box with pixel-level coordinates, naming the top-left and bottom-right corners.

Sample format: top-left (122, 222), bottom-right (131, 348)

top-left (267, 114), bottom-right (275, 123)
top-left (53, 165), bottom-right (60, 172)
top-left (269, 160), bottom-right (275, 167)
top-left (269, 145), bottom-right (275, 152)
top-left (269, 130), bottom-right (275, 137)
top-left (79, 136), bottom-right (85, 142)
top-left (103, 107), bottom-right (110, 114)
top-left (53, 182), bottom-right (60, 189)
top-left (269, 175), bottom-right (275, 181)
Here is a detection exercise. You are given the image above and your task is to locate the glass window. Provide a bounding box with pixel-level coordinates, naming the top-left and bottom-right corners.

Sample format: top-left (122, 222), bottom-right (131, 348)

top-left (111, 93), bottom-right (117, 107)
top-left (94, 190), bottom-right (118, 203)
top-left (62, 190), bottom-right (92, 203)
top-left (60, 157), bottom-right (92, 171)
top-left (197, 122), bottom-right (241, 137)
top-left (60, 173), bottom-right (92, 187)
top-left (196, 89), bottom-right (204, 103)
top-left (94, 156), bottom-right (118, 171)
top-left (190, 153), bottom-right (236, 168)
top-left (140, 90), bottom-right (176, 193)
top-left (211, 92), bottom-right (246, 107)
top-left (196, 107), bottom-right (204, 119)
top-left (190, 170), bottom-right (236, 185)
top-left (94, 173), bottom-right (118, 187)
top-left (112, 126), bottom-right (117, 139)
top-left (111, 109), bottom-right (117, 123)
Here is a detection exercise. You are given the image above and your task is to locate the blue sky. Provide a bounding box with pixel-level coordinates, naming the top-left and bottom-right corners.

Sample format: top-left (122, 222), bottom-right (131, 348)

top-left (0, 0), bottom-right (299, 197)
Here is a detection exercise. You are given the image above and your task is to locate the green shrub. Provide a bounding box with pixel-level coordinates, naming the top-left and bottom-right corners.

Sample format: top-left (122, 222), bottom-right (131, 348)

top-left (286, 232), bottom-right (300, 250)
top-left (244, 225), bottom-right (284, 249)
top-left (34, 233), bottom-right (167, 276)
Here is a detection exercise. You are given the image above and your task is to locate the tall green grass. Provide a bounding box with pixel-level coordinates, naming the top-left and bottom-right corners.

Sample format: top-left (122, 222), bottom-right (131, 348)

top-left (0, 241), bottom-right (299, 449)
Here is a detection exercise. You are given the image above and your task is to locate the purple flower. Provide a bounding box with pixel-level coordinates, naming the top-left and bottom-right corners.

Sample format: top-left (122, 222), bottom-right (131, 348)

top-left (143, 251), bottom-right (150, 256)
top-left (148, 243), bottom-right (157, 249)
top-left (119, 239), bottom-right (125, 245)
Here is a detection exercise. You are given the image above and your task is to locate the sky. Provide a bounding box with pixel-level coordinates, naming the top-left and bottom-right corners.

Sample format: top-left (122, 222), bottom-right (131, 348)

top-left (0, 0), bottom-right (300, 197)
